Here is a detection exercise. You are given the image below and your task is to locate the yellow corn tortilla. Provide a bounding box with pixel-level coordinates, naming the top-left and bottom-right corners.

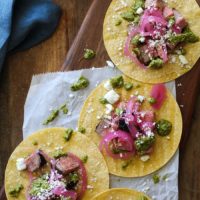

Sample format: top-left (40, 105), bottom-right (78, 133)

top-left (103, 0), bottom-right (200, 83)
top-left (5, 127), bottom-right (109, 200)
top-left (91, 188), bottom-right (151, 200)
top-left (78, 75), bottom-right (182, 177)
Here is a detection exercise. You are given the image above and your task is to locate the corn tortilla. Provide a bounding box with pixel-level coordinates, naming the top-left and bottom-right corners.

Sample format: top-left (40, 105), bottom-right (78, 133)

top-left (5, 127), bottom-right (109, 200)
top-left (103, 0), bottom-right (200, 83)
top-left (78, 75), bottom-right (182, 177)
top-left (91, 188), bottom-right (151, 200)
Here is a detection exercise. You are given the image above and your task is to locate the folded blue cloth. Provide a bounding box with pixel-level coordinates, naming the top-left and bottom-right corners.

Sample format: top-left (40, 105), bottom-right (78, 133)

top-left (0, 0), bottom-right (61, 71)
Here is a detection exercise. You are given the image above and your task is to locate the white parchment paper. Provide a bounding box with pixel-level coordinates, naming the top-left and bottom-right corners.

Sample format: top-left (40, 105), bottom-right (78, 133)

top-left (23, 66), bottom-right (178, 200)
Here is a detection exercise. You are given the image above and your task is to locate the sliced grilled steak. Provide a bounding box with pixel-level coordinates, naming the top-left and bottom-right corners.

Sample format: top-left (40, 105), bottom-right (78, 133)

top-left (25, 151), bottom-right (47, 172)
top-left (55, 156), bottom-right (80, 175)
top-left (138, 50), bottom-right (151, 65)
top-left (173, 10), bottom-right (187, 30)
top-left (95, 118), bottom-right (111, 135)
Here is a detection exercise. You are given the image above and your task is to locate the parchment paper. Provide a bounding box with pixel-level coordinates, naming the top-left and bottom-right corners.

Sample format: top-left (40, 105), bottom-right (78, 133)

top-left (23, 66), bottom-right (178, 200)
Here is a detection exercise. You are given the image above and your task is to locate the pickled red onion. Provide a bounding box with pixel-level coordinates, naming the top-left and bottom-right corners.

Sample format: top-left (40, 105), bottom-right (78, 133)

top-left (52, 186), bottom-right (77, 200)
top-left (150, 84), bottom-right (167, 110)
top-left (100, 130), bottom-right (135, 159)
top-left (124, 7), bottom-right (171, 67)
top-left (124, 26), bottom-right (146, 68)
top-left (68, 153), bottom-right (87, 199)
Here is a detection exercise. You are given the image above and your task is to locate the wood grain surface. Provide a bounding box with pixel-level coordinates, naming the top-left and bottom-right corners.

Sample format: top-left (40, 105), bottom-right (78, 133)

top-left (0, 0), bottom-right (200, 199)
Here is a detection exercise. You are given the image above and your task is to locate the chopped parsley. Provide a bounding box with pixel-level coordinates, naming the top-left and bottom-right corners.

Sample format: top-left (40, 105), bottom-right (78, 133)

top-left (131, 34), bottom-right (142, 46)
top-left (60, 104), bottom-right (68, 114)
top-left (168, 27), bottom-right (199, 45)
top-left (81, 155), bottom-right (88, 163)
top-left (68, 172), bottom-right (79, 185)
top-left (121, 11), bottom-right (136, 22)
top-left (110, 75), bottom-right (124, 88)
top-left (162, 173), bottom-right (170, 181)
top-left (121, 160), bottom-right (132, 170)
top-left (168, 16), bottom-right (175, 27)
top-left (133, 47), bottom-right (141, 56)
top-left (83, 49), bottom-right (96, 60)
top-left (53, 149), bottom-right (66, 158)
top-left (29, 174), bottom-right (50, 196)
top-left (132, 0), bottom-right (145, 12)
top-left (115, 19), bottom-right (122, 26)
top-left (9, 184), bottom-right (23, 197)
top-left (148, 97), bottom-right (156, 104)
top-left (64, 128), bottom-right (74, 141)
top-left (135, 135), bottom-right (155, 154)
top-left (78, 127), bottom-right (86, 134)
top-left (156, 119), bottom-right (172, 136)
top-left (99, 97), bottom-right (108, 104)
top-left (115, 108), bottom-right (123, 116)
top-left (32, 140), bottom-right (38, 146)
top-left (148, 58), bottom-right (164, 69)
top-left (124, 82), bottom-right (133, 91)
top-left (152, 174), bottom-right (160, 184)
top-left (43, 109), bottom-right (59, 125)
top-left (134, 83), bottom-right (141, 88)
top-left (121, 0), bottom-right (144, 24)
top-left (71, 76), bottom-right (89, 91)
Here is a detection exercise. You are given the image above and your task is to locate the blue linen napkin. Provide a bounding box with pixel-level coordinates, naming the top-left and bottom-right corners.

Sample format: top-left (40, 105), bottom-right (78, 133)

top-left (0, 0), bottom-right (61, 71)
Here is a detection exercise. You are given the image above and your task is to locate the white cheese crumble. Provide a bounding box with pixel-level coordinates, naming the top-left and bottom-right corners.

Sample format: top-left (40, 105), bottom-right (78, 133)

top-left (16, 158), bottom-right (26, 171)
top-left (135, 91), bottom-right (139, 96)
top-left (139, 36), bottom-right (145, 43)
top-left (166, 136), bottom-right (170, 140)
top-left (96, 115), bottom-right (101, 120)
top-left (106, 60), bottom-right (115, 68)
top-left (104, 115), bottom-right (112, 120)
top-left (171, 56), bottom-right (176, 63)
top-left (104, 90), bottom-right (120, 104)
top-left (119, 0), bottom-right (128, 6)
top-left (67, 111), bottom-right (72, 116)
top-left (146, 130), bottom-right (154, 137)
top-left (87, 185), bottom-right (94, 189)
top-left (55, 146), bottom-right (63, 150)
top-left (136, 7), bottom-right (144, 15)
top-left (179, 55), bottom-right (188, 65)
top-left (143, 186), bottom-right (150, 192)
top-left (69, 94), bottom-right (74, 98)
top-left (140, 155), bottom-right (150, 162)
top-left (103, 80), bottom-right (112, 91)
top-left (105, 104), bottom-right (114, 114)
top-left (87, 108), bottom-right (94, 113)
top-left (137, 95), bottom-right (145, 102)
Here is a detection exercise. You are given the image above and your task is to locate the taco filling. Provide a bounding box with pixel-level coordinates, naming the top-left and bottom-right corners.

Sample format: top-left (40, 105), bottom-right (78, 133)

top-left (97, 79), bottom-right (172, 161)
top-left (16, 150), bottom-right (87, 200)
top-left (122, 0), bottom-right (199, 68)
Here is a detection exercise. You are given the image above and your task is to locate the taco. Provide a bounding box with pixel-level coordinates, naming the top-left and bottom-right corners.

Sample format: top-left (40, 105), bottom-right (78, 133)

top-left (78, 75), bottom-right (182, 177)
top-left (91, 188), bottom-right (151, 200)
top-left (103, 0), bottom-right (200, 83)
top-left (5, 128), bottom-right (109, 200)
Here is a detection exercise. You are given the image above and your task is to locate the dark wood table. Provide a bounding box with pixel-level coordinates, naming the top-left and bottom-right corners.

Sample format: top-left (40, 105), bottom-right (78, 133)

top-left (0, 0), bottom-right (200, 199)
